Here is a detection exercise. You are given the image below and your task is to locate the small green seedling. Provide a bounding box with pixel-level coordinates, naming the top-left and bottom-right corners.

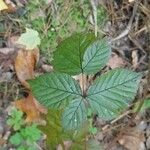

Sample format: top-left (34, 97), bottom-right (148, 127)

top-left (7, 108), bottom-right (42, 150)
top-left (29, 33), bottom-right (142, 130)
top-left (7, 108), bottom-right (24, 131)
top-left (87, 108), bottom-right (98, 135)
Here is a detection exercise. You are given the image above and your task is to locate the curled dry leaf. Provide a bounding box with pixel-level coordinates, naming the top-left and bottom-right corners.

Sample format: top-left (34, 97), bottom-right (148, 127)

top-left (14, 48), bottom-right (45, 123)
top-left (15, 93), bottom-right (47, 122)
top-left (0, 137), bottom-right (6, 146)
top-left (117, 127), bottom-right (145, 150)
top-left (15, 48), bottom-right (39, 89)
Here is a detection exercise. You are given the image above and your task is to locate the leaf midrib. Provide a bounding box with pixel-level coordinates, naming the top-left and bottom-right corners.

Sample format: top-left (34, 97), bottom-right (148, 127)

top-left (35, 83), bottom-right (82, 96)
top-left (82, 43), bottom-right (109, 71)
top-left (64, 98), bottom-right (83, 128)
top-left (87, 74), bottom-right (140, 96)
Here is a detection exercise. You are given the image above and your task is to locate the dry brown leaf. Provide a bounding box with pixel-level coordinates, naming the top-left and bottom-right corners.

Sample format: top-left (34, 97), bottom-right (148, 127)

top-left (2, 0), bottom-right (16, 13)
top-left (107, 52), bottom-right (126, 69)
top-left (15, 49), bottom-right (39, 89)
top-left (0, 137), bottom-right (6, 146)
top-left (15, 93), bottom-right (47, 122)
top-left (117, 127), bottom-right (145, 150)
top-left (0, 0), bottom-right (8, 11)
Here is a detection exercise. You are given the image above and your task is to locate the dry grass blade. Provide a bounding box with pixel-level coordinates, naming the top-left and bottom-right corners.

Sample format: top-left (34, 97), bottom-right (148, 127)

top-left (111, 1), bottom-right (138, 42)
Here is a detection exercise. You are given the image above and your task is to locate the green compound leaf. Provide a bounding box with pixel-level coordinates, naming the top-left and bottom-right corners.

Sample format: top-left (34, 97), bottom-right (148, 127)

top-left (29, 72), bottom-right (82, 108)
top-left (82, 39), bottom-right (111, 74)
top-left (62, 97), bottom-right (87, 130)
top-left (17, 28), bottom-right (41, 50)
top-left (87, 69), bottom-right (142, 120)
top-left (52, 33), bottom-right (96, 75)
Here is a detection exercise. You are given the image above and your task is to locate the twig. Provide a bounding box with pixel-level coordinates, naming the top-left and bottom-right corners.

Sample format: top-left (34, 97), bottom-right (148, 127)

top-left (133, 20), bottom-right (150, 117)
top-left (34, 143), bottom-right (43, 150)
top-left (111, 1), bottom-right (139, 42)
top-left (90, 0), bottom-right (98, 37)
top-left (102, 110), bottom-right (131, 131)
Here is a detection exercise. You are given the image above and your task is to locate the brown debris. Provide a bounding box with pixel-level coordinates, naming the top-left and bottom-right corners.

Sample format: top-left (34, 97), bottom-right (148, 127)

top-left (107, 52), bottom-right (127, 69)
top-left (117, 127), bottom-right (145, 150)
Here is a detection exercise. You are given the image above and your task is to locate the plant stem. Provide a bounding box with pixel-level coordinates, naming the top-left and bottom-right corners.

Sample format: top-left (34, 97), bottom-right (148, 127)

top-left (84, 131), bottom-right (87, 150)
top-left (80, 73), bottom-right (87, 97)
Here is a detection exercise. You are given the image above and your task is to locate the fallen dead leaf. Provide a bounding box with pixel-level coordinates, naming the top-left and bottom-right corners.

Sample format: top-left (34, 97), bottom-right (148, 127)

top-left (3, 0), bottom-right (16, 13)
top-left (107, 52), bottom-right (126, 69)
top-left (15, 49), bottom-right (39, 89)
top-left (0, 137), bottom-right (6, 146)
top-left (15, 93), bottom-right (47, 122)
top-left (0, 0), bottom-right (8, 11)
top-left (117, 127), bottom-right (145, 150)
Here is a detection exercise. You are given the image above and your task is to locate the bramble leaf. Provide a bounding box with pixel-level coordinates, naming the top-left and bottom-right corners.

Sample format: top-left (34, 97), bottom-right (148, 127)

top-left (52, 33), bottom-right (96, 75)
top-left (62, 97), bottom-right (87, 130)
top-left (29, 72), bottom-right (82, 108)
top-left (17, 28), bottom-right (41, 50)
top-left (87, 69), bottom-right (142, 120)
top-left (82, 39), bottom-right (111, 74)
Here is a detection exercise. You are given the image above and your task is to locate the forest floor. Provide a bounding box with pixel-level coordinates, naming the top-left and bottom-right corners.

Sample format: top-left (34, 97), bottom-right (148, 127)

top-left (0, 0), bottom-right (150, 150)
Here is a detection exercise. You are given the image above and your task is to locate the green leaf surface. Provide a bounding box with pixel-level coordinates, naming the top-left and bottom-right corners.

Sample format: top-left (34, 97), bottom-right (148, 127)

top-left (87, 69), bottom-right (142, 120)
top-left (21, 124), bottom-right (41, 142)
top-left (62, 97), bottom-right (87, 130)
top-left (17, 28), bottom-right (41, 50)
top-left (52, 33), bottom-right (96, 75)
top-left (7, 108), bottom-right (24, 131)
top-left (82, 39), bottom-right (111, 74)
top-left (29, 72), bottom-right (82, 108)
top-left (39, 109), bottom-right (72, 149)
top-left (10, 133), bottom-right (22, 146)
